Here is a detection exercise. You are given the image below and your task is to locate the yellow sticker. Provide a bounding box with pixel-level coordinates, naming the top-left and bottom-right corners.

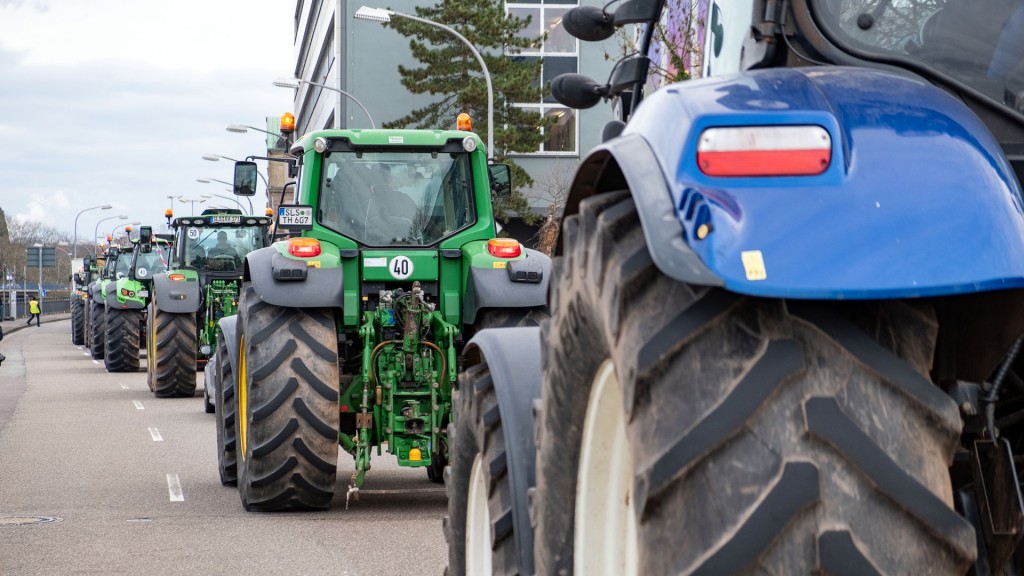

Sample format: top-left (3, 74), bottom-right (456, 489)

top-left (307, 260), bottom-right (321, 268)
top-left (741, 250), bottom-right (767, 281)
top-left (492, 261), bottom-right (507, 269)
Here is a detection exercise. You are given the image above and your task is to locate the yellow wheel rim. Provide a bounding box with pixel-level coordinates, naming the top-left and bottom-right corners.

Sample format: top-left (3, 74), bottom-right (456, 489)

top-left (238, 334), bottom-right (248, 461)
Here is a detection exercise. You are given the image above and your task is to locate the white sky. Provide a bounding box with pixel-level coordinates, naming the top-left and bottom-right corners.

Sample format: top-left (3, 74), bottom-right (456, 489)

top-left (0, 0), bottom-right (297, 248)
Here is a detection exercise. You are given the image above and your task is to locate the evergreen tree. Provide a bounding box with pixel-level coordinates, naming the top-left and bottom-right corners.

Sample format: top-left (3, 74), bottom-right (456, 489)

top-left (385, 0), bottom-right (553, 225)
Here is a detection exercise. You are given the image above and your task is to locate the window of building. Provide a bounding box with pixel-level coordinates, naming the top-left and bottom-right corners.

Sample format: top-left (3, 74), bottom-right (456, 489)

top-left (507, 2), bottom-right (579, 155)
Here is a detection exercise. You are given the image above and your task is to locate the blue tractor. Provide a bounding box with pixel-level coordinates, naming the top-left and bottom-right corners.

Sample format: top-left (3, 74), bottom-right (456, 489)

top-left (444, 1), bottom-right (1024, 574)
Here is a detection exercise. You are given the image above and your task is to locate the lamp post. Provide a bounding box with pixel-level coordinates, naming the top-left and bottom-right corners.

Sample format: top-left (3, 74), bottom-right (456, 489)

top-left (355, 6), bottom-right (493, 158)
top-left (200, 192), bottom-right (250, 213)
top-left (32, 242), bottom-right (42, 297)
top-left (93, 215), bottom-right (128, 255)
top-left (272, 78), bottom-right (377, 129)
top-left (197, 178), bottom-right (254, 213)
top-left (178, 197), bottom-right (206, 216)
top-left (202, 154), bottom-right (271, 190)
top-left (73, 204), bottom-right (113, 258)
top-left (111, 222), bottom-right (141, 243)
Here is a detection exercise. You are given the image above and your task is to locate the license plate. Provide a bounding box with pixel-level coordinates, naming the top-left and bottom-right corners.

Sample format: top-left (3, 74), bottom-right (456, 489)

top-left (278, 205), bottom-right (313, 229)
top-left (138, 290), bottom-right (149, 298)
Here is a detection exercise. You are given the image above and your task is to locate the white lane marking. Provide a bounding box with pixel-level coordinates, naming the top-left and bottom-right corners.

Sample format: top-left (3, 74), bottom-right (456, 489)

top-left (166, 474), bottom-right (184, 502)
top-left (133, 400), bottom-right (145, 410)
top-left (92, 360), bottom-right (100, 365)
top-left (82, 352), bottom-right (90, 356)
top-left (120, 383), bottom-right (129, 390)
top-left (148, 427), bottom-right (163, 442)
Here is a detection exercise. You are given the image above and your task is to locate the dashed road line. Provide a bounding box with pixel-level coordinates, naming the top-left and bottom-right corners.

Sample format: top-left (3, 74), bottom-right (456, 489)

top-left (92, 360), bottom-right (100, 364)
top-left (133, 400), bottom-right (145, 410)
top-left (120, 383), bottom-right (129, 390)
top-left (148, 427), bottom-right (163, 442)
top-left (166, 474), bottom-right (184, 502)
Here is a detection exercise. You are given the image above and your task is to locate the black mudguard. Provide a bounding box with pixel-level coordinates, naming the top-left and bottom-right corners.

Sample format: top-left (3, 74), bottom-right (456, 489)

top-left (243, 246), bottom-right (343, 308)
top-left (465, 326), bottom-right (543, 575)
top-left (152, 272), bottom-right (202, 314)
top-left (89, 282), bottom-right (103, 302)
top-left (463, 248), bottom-right (551, 325)
top-left (217, 315), bottom-right (239, 379)
top-left (561, 132), bottom-right (723, 287)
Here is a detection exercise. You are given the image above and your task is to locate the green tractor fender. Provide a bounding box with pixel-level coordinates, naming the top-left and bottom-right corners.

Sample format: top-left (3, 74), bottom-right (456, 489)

top-left (152, 271), bottom-right (202, 314)
top-left (462, 245), bottom-right (551, 325)
top-left (243, 245), bottom-right (342, 308)
top-left (106, 278), bottom-right (147, 310)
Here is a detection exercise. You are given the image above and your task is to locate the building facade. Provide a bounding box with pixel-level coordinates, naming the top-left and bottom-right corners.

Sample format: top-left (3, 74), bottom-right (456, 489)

top-left (286, 0), bottom-right (621, 240)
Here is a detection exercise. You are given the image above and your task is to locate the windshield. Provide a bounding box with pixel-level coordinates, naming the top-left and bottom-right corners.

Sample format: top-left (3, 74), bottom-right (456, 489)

top-left (182, 226), bottom-right (266, 271)
top-left (134, 243), bottom-right (171, 279)
top-left (319, 150), bottom-right (475, 246)
top-left (814, 0), bottom-right (1024, 114)
top-left (106, 252), bottom-right (131, 279)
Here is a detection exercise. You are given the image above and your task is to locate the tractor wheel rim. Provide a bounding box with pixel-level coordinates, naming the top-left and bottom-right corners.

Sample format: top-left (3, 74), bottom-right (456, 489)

top-left (238, 335), bottom-right (247, 461)
top-left (466, 453), bottom-right (492, 575)
top-left (575, 360), bottom-right (639, 576)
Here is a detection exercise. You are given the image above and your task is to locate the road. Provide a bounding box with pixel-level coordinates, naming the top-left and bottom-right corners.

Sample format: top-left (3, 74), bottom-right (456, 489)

top-left (0, 319), bottom-right (448, 576)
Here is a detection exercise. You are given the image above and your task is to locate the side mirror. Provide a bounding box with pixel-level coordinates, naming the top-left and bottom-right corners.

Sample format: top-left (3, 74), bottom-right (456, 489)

top-left (488, 164), bottom-right (512, 198)
top-left (234, 161), bottom-right (258, 197)
top-left (73, 273), bottom-right (81, 284)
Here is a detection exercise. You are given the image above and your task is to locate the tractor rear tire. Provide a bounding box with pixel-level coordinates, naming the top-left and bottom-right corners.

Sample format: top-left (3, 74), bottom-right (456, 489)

top-left (444, 362), bottom-right (524, 576)
top-left (533, 191), bottom-right (976, 575)
top-left (71, 298), bottom-right (85, 345)
top-left (443, 307), bottom-right (549, 574)
top-left (215, 332), bottom-right (238, 485)
top-left (104, 308), bottom-right (141, 372)
top-left (89, 300), bottom-right (105, 360)
top-left (147, 300), bottom-right (197, 398)
top-left (235, 285), bottom-right (340, 511)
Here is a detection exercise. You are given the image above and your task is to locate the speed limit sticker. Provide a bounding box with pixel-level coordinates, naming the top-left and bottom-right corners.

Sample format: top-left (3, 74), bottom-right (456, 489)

top-left (389, 256), bottom-right (413, 280)
top-left (187, 228), bottom-right (200, 239)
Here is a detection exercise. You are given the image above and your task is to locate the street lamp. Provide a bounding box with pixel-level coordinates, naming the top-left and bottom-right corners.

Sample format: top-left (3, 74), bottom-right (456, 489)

top-left (31, 242), bottom-right (42, 296)
top-left (111, 222), bottom-right (141, 242)
top-left (200, 192), bottom-right (249, 213)
top-left (272, 78), bottom-right (377, 129)
top-left (355, 6), bottom-right (493, 158)
top-left (226, 124), bottom-right (277, 136)
top-left (178, 197), bottom-right (206, 216)
top-left (202, 154), bottom-right (271, 199)
top-left (73, 204), bottom-right (113, 258)
top-left (93, 215), bottom-right (128, 254)
top-left (197, 178), bottom-right (254, 213)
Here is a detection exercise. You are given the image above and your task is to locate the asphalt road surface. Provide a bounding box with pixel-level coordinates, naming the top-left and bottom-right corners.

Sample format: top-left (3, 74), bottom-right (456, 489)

top-left (0, 320), bottom-right (448, 576)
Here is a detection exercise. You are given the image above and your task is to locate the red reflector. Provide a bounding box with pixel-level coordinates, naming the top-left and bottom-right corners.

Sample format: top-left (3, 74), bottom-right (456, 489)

top-left (341, 405), bottom-right (348, 413)
top-left (488, 238), bottom-right (521, 258)
top-left (697, 125), bottom-right (831, 177)
top-left (288, 238), bottom-right (321, 257)
top-left (168, 273), bottom-right (185, 281)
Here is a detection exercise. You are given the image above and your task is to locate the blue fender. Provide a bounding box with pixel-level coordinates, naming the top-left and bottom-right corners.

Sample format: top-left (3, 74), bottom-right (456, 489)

top-left (243, 246), bottom-right (343, 308)
top-left (587, 66), bottom-right (1024, 299)
top-left (464, 326), bottom-right (542, 575)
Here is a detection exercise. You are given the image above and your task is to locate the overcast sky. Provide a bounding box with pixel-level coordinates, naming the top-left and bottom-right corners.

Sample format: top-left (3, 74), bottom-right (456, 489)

top-left (0, 0), bottom-right (296, 249)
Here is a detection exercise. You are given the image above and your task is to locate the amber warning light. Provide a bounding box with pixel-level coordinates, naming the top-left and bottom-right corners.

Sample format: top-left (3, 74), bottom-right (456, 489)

top-left (280, 112), bottom-right (296, 134)
top-left (457, 113), bottom-right (472, 132)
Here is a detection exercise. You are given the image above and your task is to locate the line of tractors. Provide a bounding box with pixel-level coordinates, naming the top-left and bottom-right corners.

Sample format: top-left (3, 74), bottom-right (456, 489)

top-left (64, 0), bottom-right (1024, 573)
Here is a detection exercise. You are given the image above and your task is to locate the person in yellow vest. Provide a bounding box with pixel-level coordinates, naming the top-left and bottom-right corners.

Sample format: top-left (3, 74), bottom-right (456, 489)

top-left (27, 296), bottom-right (40, 327)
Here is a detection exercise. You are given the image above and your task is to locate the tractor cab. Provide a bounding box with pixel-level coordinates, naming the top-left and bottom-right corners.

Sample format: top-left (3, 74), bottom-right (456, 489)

top-left (170, 209), bottom-right (272, 276)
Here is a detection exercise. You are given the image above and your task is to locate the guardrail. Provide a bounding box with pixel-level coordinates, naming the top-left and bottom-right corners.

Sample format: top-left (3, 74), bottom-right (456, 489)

top-left (0, 294), bottom-right (70, 320)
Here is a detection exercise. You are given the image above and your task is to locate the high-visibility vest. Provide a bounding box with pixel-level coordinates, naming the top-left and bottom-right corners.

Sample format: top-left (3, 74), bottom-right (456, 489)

top-left (29, 300), bottom-right (40, 314)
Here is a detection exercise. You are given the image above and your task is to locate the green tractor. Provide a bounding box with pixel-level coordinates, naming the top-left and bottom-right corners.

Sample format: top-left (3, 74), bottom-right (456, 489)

top-left (214, 127), bottom-right (549, 509)
top-left (85, 245), bottom-right (133, 360)
top-left (103, 226), bottom-right (172, 373)
top-left (147, 209), bottom-right (271, 398)
top-left (71, 255), bottom-right (99, 346)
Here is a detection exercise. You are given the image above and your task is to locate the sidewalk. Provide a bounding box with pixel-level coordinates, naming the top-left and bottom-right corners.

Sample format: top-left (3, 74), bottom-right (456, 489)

top-left (1, 312), bottom-right (72, 338)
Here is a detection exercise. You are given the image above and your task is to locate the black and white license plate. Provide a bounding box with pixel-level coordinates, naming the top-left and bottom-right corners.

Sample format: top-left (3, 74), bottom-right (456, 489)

top-left (278, 205), bottom-right (313, 229)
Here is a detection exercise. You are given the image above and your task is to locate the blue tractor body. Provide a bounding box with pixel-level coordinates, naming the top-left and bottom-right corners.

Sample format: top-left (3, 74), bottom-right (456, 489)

top-left (629, 66), bottom-right (1024, 299)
